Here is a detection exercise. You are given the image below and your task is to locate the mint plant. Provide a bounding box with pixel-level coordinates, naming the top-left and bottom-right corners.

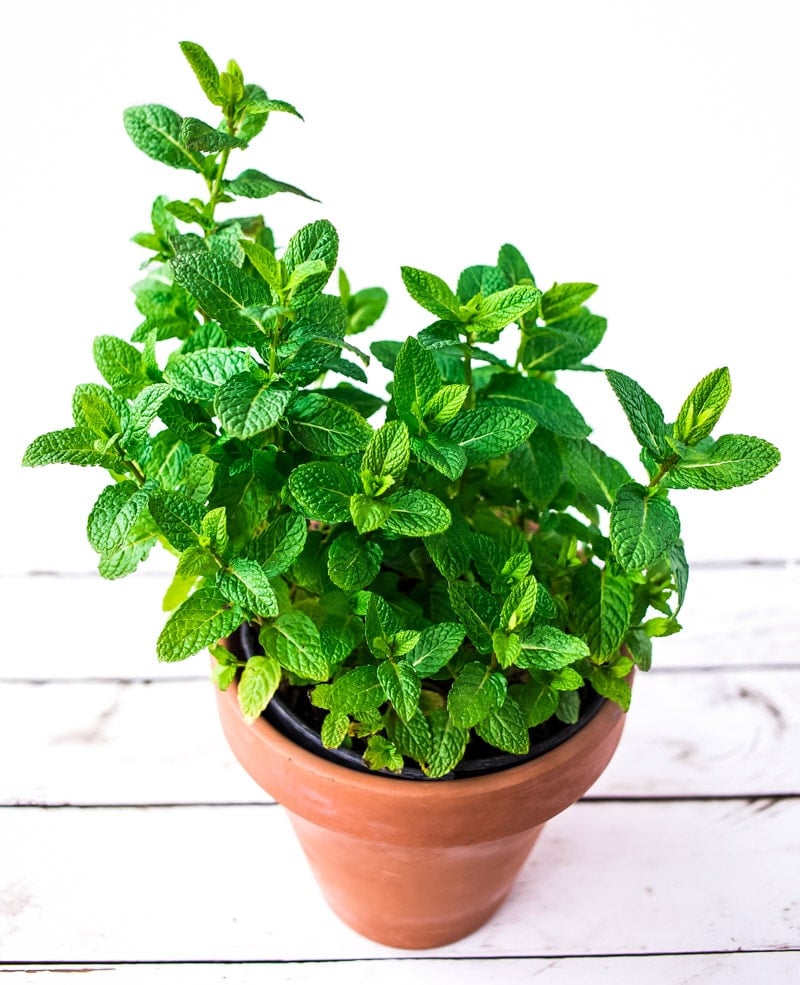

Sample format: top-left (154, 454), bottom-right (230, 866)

top-left (23, 42), bottom-right (780, 778)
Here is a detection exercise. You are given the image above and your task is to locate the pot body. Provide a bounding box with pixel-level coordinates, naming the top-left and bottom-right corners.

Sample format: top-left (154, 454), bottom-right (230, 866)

top-left (215, 682), bottom-right (627, 949)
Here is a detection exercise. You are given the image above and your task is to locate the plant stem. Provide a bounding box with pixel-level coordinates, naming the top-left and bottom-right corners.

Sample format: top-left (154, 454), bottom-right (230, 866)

top-left (464, 332), bottom-right (475, 409)
top-left (647, 454), bottom-right (681, 494)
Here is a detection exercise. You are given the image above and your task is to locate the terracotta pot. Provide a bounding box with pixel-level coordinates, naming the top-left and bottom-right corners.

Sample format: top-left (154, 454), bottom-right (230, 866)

top-left (215, 679), bottom-right (627, 950)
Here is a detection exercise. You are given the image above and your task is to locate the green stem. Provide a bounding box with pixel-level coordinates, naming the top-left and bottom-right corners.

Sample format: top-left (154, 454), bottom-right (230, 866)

top-left (464, 332), bottom-right (475, 409)
top-left (647, 454), bottom-right (681, 494)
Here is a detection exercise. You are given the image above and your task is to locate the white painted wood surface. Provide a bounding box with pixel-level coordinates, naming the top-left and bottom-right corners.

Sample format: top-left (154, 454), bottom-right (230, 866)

top-left (1, 565), bottom-right (798, 981)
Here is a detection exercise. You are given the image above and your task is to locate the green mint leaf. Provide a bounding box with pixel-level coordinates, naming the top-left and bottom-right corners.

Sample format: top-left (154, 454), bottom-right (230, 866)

top-left (345, 285), bottom-right (388, 335)
top-left (624, 628), bottom-right (652, 671)
top-left (400, 266), bottom-right (462, 322)
top-left (484, 375), bottom-right (590, 439)
top-left (236, 83), bottom-right (269, 144)
top-left (666, 434), bottom-right (780, 490)
top-left (378, 660), bottom-right (421, 724)
top-left (406, 623), bottom-right (464, 676)
top-left (260, 611), bottom-right (328, 680)
top-left (363, 736), bottom-right (404, 773)
top-left (500, 575), bottom-right (538, 632)
top-left (171, 251), bottom-right (269, 325)
top-left (325, 665), bottom-right (385, 715)
top-left (370, 340), bottom-right (401, 371)
top-left (364, 592), bottom-right (401, 657)
top-left (387, 712), bottom-right (431, 765)
top-left (123, 104), bottom-right (202, 172)
top-left (447, 582), bottom-right (500, 655)
top-left (181, 117), bottom-right (244, 152)
top-left (239, 240), bottom-right (283, 294)
top-left (178, 454), bottom-right (217, 504)
top-left (505, 431), bottom-right (562, 509)
top-left (423, 517), bottom-right (472, 580)
top-left (212, 659), bottom-right (237, 692)
top-left (497, 243), bottom-right (536, 288)
top-left (286, 259), bottom-right (330, 308)
top-left (243, 97), bottom-right (304, 120)
top-left (674, 367), bottom-right (732, 447)
top-left (148, 491), bottom-right (205, 551)
top-left (179, 41), bottom-right (223, 106)
top-left (288, 462), bottom-right (359, 523)
top-left (124, 384), bottom-right (172, 445)
top-left (98, 527), bottom-right (158, 580)
top-left (215, 374), bottom-right (290, 439)
top-left (606, 369), bottom-right (668, 460)
top-left (285, 392), bottom-right (372, 456)
top-left (520, 309), bottom-right (607, 372)
top-left (164, 348), bottom-right (255, 402)
top-left (559, 437), bottom-right (631, 510)
top-left (475, 695), bottom-right (530, 755)
top-left (202, 507), bottom-right (229, 555)
top-left (383, 489), bottom-right (451, 537)
top-left (320, 712), bottom-right (349, 749)
top-left (439, 404), bottom-right (536, 464)
top-left (224, 168), bottom-right (319, 202)
top-left (327, 530), bottom-right (382, 591)
top-left (218, 559), bottom-right (278, 617)
top-left (586, 666), bottom-right (632, 712)
top-left (516, 626), bottom-right (591, 670)
top-left (87, 481), bottom-right (150, 555)
top-left (610, 483), bottom-right (681, 571)
top-left (410, 435), bottom-right (467, 480)
top-left (349, 494), bottom-right (393, 534)
top-left (283, 220), bottom-right (339, 282)
top-left (255, 513), bottom-right (308, 576)
top-left (362, 420), bottom-right (411, 487)
top-left (165, 200), bottom-right (214, 231)
top-left (93, 336), bottom-right (148, 399)
top-left (570, 563), bottom-right (634, 661)
top-left (319, 611), bottom-right (364, 668)
top-left (539, 282), bottom-right (598, 322)
top-left (492, 629), bottom-right (521, 669)
top-left (457, 264), bottom-right (510, 302)
top-left (669, 539), bottom-right (689, 613)
top-left (518, 681), bottom-right (559, 727)
top-left (448, 661), bottom-right (507, 728)
top-left (72, 383), bottom-right (126, 439)
top-left (422, 384), bottom-right (470, 428)
top-left (556, 691), bottom-right (580, 724)
top-left (393, 337), bottom-right (441, 431)
top-left (157, 587), bottom-right (245, 662)
top-left (469, 285), bottom-right (542, 338)
top-left (552, 667), bottom-right (585, 692)
top-left (22, 427), bottom-right (120, 469)
top-left (238, 655), bottom-right (282, 723)
top-left (142, 431), bottom-right (192, 486)
top-left (422, 710), bottom-right (468, 779)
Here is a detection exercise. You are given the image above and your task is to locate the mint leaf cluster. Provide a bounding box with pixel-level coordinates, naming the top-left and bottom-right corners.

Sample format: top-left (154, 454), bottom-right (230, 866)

top-left (23, 42), bottom-right (780, 777)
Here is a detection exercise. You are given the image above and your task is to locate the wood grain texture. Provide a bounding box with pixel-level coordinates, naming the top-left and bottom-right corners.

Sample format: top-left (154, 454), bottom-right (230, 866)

top-left (3, 952), bottom-right (798, 983)
top-left (0, 799), bottom-right (797, 961)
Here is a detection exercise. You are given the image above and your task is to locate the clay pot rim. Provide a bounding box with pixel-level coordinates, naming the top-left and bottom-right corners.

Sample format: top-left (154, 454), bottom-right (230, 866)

top-left (219, 674), bottom-right (625, 803)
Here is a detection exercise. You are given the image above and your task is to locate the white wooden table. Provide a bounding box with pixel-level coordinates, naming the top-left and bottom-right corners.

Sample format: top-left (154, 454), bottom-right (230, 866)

top-left (1, 563), bottom-right (798, 983)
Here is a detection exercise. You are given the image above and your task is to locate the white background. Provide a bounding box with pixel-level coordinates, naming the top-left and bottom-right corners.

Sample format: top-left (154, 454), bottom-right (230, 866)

top-left (3, 0), bottom-right (797, 572)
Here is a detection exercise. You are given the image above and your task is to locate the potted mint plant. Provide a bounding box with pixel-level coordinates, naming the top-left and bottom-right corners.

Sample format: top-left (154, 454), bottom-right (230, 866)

top-left (23, 41), bottom-right (780, 949)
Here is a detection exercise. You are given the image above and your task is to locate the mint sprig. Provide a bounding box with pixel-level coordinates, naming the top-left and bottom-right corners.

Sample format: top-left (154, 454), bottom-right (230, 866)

top-left (22, 40), bottom-right (781, 776)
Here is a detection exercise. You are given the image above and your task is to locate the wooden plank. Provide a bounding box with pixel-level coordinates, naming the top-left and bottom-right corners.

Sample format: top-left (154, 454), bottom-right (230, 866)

top-left (0, 799), bottom-right (797, 961)
top-left (2, 563), bottom-right (798, 681)
top-left (1, 669), bottom-right (797, 807)
top-left (2, 952), bottom-right (798, 983)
